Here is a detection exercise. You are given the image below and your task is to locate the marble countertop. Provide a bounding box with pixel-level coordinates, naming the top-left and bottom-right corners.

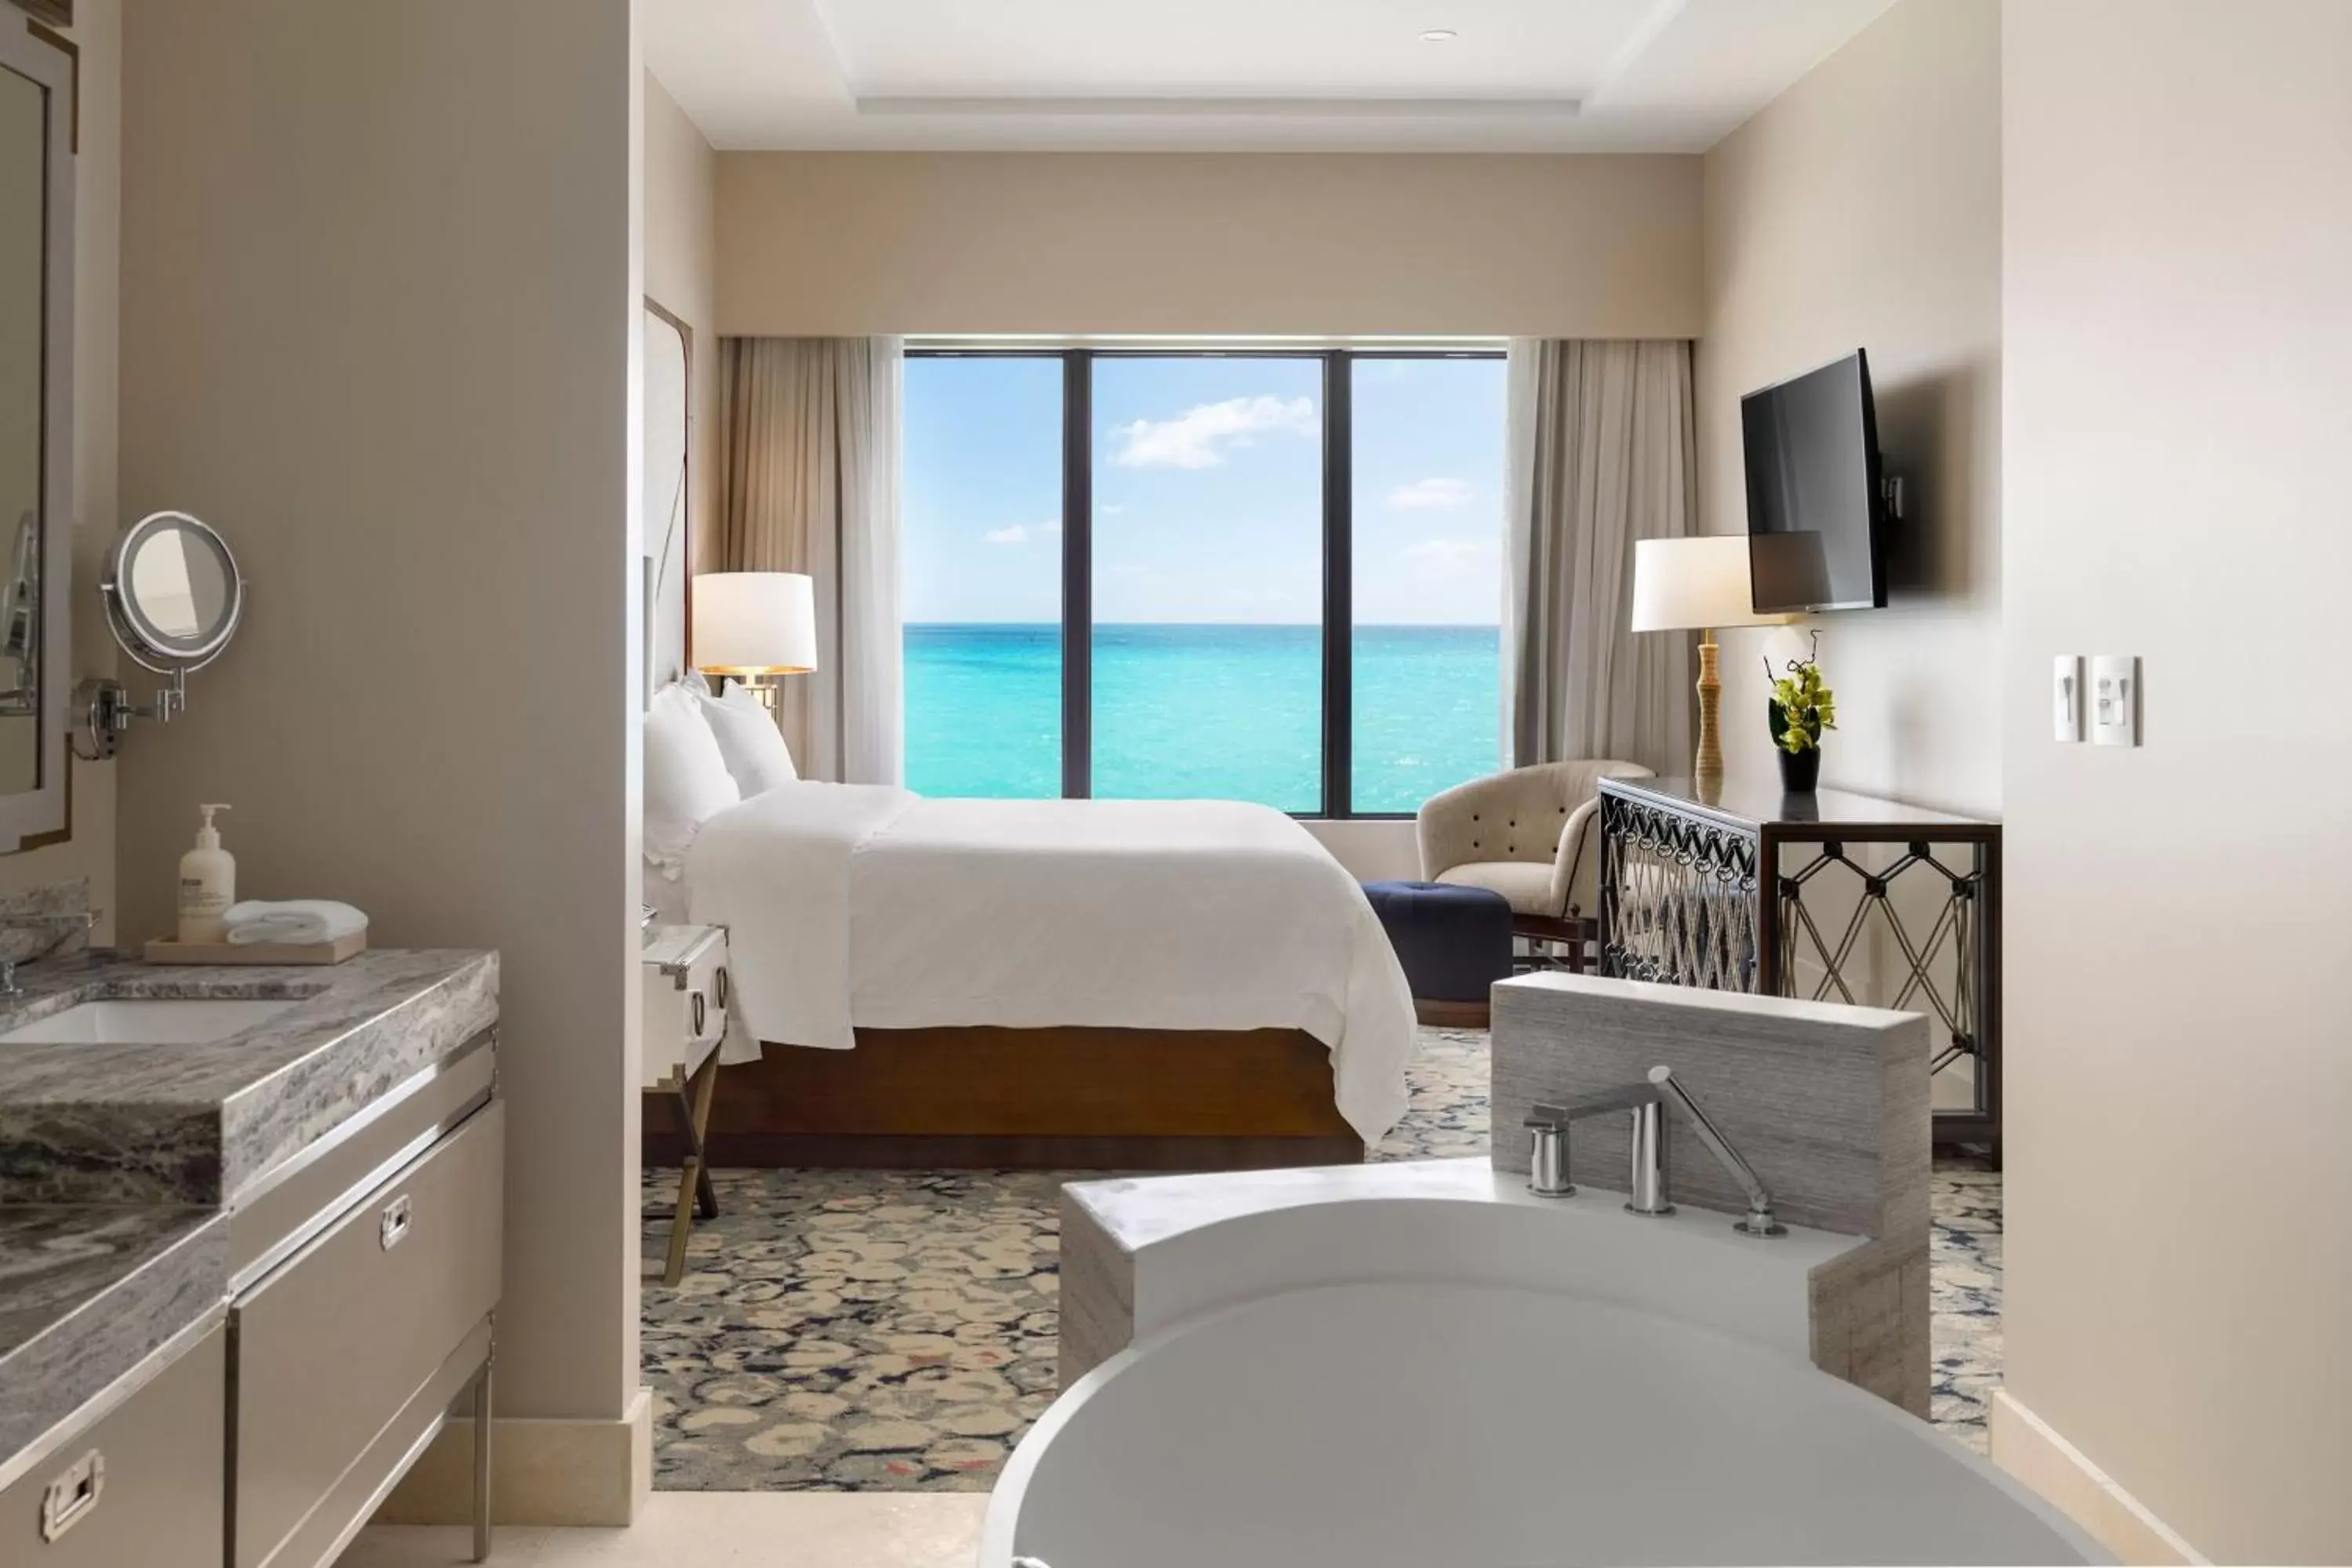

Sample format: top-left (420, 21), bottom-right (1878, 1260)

top-left (0, 1205), bottom-right (227, 1483)
top-left (0, 947), bottom-right (496, 1480)
top-left (0, 947), bottom-right (498, 1205)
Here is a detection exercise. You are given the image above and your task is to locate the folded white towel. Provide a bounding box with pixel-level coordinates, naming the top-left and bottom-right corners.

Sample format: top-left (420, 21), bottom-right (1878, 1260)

top-left (223, 899), bottom-right (370, 947)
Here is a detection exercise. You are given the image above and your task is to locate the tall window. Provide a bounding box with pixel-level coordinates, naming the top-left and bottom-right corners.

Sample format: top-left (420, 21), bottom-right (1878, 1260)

top-left (902, 349), bottom-right (1506, 816)
top-left (901, 355), bottom-right (1062, 797)
top-left (1349, 357), bottom-right (1508, 813)
top-left (1092, 357), bottom-right (1324, 811)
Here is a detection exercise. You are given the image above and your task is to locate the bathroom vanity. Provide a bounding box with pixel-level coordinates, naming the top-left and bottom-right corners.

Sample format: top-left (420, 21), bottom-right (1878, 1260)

top-left (0, 949), bottom-right (500, 1566)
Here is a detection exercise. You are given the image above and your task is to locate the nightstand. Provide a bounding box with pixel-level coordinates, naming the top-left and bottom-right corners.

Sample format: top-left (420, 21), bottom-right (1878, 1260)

top-left (641, 921), bottom-right (729, 1284)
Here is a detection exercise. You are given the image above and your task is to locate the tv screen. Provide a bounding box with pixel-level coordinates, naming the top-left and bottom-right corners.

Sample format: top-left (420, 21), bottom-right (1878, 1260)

top-left (1740, 350), bottom-right (1887, 612)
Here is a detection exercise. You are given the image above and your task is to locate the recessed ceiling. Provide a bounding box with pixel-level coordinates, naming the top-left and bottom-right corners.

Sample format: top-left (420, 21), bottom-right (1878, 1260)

top-left (642, 0), bottom-right (1900, 153)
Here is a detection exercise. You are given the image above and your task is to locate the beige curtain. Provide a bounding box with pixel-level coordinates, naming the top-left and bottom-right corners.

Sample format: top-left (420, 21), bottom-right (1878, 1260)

top-left (1503, 339), bottom-right (1696, 775)
top-left (716, 336), bottom-right (903, 784)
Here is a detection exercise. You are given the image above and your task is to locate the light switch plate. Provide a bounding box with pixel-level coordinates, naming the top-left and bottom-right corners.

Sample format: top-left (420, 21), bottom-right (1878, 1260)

top-left (2053, 655), bottom-right (2082, 742)
top-left (2089, 655), bottom-right (2139, 746)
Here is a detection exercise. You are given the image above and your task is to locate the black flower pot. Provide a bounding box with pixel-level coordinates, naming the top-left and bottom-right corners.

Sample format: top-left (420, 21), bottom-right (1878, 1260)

top-left (1777, 743), bottom-right (1821, 793)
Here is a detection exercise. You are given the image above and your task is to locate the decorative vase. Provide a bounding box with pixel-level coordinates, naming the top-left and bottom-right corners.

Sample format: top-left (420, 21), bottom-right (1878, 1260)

top-left (1768, 699), bottom-right (1823, 792)
top-left (1777, 743), bottom-right (1821, 793)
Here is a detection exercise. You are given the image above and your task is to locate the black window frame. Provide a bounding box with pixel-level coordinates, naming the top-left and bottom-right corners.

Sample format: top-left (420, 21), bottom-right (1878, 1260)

top-left (906, 345), bottom-right (1506, 819)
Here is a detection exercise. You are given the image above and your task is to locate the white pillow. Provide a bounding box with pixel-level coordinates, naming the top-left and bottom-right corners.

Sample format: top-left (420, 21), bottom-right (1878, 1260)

top-left (644, 683), bottom-right (740, 877)
top-left (697, 684), bottom-right (799, 795)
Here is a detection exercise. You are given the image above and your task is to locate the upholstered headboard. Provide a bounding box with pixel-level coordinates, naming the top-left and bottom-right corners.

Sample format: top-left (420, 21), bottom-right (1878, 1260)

top-left (643, 299), bottom-right (692, 704)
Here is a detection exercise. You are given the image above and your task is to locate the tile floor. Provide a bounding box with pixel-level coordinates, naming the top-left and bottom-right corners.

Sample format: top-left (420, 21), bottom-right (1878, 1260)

top-left (339, 1493), bottom-right (987, 1567)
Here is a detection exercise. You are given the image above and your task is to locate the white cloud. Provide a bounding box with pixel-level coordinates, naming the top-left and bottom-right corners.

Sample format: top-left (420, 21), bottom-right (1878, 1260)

top-left (1388, 476), bottom-right (1475, 510)
top-left (1401, 537), bottom-right (1498, 577)
top-left (982, 518), bottom-right (1062, 546)
top-left (1111, 395), bottom-right (1317, 469)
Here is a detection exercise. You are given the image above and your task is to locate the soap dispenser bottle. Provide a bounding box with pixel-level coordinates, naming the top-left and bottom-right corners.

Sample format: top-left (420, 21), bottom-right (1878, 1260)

top-left (178, 803), bottom-right (235, 943)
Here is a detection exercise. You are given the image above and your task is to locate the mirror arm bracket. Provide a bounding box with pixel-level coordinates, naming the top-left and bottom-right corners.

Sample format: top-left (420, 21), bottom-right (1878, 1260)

top-left (70, 669), bottom-right (185, 762)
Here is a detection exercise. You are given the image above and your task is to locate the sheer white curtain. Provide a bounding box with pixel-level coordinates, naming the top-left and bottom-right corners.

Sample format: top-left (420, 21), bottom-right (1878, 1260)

top-left (1503, 339), bottom-right (1696, 775)
top-left (715, 336), bottom-right (903, 784)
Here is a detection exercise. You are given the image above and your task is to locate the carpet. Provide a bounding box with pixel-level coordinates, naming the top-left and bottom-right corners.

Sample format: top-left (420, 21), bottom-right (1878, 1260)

top-left (641, 1028), bottom-right (2002, 1491)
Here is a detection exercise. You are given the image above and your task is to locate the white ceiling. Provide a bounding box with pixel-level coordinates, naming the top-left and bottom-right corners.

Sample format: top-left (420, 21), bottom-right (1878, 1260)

top-left (642, 0), bottom-right (1900, 154)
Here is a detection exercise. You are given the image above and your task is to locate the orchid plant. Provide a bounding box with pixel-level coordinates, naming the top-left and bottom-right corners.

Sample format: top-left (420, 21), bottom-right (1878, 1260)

top-left (1766, 633), bottom-right (1838, 754)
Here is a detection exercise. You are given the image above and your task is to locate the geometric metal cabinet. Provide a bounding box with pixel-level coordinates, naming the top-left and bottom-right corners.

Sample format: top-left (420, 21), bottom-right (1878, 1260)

top-left (1597, 774), bottom-right (2002, 1156)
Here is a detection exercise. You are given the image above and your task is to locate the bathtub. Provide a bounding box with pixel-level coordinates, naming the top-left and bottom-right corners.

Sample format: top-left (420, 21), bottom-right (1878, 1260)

top-left (985, 1280), bottom-right (2097, 1567)
top-left (989, 1163), bottom-right (2103, 1567)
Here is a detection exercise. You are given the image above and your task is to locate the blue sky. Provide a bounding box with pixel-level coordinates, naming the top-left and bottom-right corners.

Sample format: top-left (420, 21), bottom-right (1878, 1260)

top-left (902, 354), bottom-right (1506, 625)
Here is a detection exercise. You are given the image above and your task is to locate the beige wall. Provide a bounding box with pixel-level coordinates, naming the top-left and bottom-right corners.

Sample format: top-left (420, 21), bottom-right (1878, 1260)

top-left (1998, 2), bottom-right (2350, 1559)
top-left (718, 152), bottom-right (1702, 337)
top-left (1698, 0), bottom-right (2002, 815)
top-left (644, 70), bottom-right (720, 575)
top-left (117, 0), bottom-right (644, 1512)
top-left (0, 0), bottom-right (118, 931)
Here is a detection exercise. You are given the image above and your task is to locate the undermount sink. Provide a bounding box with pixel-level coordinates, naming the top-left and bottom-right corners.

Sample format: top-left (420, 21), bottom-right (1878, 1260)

top-left (0, 998), bottom-right (299, 1046)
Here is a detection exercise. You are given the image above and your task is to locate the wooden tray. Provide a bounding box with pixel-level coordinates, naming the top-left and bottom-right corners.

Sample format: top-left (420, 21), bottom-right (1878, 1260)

top-left (144, 930), bottom-right (368, 966)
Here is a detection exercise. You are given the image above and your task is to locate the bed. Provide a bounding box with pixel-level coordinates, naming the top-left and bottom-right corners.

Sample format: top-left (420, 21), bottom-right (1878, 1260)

top-left (649, 781), bottom-right (1417, 1171)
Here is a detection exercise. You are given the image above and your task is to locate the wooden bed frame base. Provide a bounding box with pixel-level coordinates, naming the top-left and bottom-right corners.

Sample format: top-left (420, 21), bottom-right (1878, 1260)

top-left (643, 1024), bottom-right (1364, 1172)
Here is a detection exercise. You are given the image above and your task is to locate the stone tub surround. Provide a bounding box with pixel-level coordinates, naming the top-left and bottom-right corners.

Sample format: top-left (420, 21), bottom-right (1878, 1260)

top-left (0, 948), bottom-right (498, 1204)
top-left (0, 1205), bottom-right (225, 1480)
top-left (1490, 973), bottom-right (1931, 1414)
top-left (1058, 1156), bottom-right (1865, 1388)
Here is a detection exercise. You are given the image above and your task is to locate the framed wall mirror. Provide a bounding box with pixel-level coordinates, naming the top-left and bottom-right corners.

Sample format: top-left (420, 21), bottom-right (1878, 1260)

top-left (643, 299), bottom-right (691, 702)
top-left (0, 20), bottom-right (74, 852)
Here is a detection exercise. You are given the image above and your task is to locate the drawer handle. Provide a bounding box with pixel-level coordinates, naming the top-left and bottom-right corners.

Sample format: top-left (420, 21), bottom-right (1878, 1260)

top-left (690, 990), bottom-right (707, 1036)
top-left (40, 1448), bottom-right (103, 1542)
top-left (714, 966), bottom-right (729, 1009)
top-left (380, 1193), bottom-right (414, 1251)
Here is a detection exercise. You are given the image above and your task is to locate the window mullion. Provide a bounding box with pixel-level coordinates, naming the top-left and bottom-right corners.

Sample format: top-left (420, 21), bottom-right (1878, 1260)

top-left (1062, 350), bottom-right (1093, 800)
top-left (1322, 352), bottom-right (1353, 819)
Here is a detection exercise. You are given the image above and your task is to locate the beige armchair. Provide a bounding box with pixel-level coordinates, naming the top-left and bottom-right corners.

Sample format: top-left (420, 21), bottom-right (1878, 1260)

top-left (1416, 760), bottom-right (1653, 964)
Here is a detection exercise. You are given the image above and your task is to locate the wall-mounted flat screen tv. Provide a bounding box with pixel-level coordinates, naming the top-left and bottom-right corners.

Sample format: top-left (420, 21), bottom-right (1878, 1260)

top-left (1740, 349), bottom-right (1889, 612)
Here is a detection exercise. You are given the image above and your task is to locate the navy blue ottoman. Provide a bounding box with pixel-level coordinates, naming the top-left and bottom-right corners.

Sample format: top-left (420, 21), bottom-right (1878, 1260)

top-left (1362, 880), bottom-right (1515, 1025)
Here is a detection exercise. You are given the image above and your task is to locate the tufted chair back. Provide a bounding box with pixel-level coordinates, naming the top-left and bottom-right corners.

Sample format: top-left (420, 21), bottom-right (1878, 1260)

top-left (1414, 760), bottom-right (1653, 920)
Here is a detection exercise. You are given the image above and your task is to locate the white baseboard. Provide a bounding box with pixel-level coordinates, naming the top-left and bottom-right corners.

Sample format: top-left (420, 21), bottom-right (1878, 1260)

top-left (376, 1385), bottom-right (653, 1528)
top-left (1990, 1388), bottom-right (2205, 1566)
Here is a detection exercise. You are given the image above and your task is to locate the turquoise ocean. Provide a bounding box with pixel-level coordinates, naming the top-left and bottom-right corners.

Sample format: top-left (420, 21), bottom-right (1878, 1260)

top-left (903, 623), bottom-right (1502, 814)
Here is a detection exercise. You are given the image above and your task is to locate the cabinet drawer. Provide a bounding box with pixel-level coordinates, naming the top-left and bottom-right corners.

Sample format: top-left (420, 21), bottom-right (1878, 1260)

top-left (641, 948), bottom-right (728, 1083)
top-left (232, 1100), bottom-right (503, 1568)
top-left (0, 1323), bottom-right (224, 1566)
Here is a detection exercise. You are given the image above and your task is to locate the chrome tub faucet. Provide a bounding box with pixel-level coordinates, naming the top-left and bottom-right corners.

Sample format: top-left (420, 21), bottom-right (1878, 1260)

top-left (1525, 1080), bottom-right (1671, 1212)
top-left (1526, 1063), bottom-right (1786, 1237)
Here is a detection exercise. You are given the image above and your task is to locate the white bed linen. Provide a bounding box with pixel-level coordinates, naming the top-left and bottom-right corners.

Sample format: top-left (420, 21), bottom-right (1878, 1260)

top-left (684, 783), bottom-right (1417, 1143)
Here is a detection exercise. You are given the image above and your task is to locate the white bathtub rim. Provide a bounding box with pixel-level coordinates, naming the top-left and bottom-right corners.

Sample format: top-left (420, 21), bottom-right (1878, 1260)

top-left (980, 1278), bottom-right (2108, 1568)
top-left (1120, 1182), bottom-right (1858, 1363)
top-left (1065, 1156), bottom-right (1864, 1261)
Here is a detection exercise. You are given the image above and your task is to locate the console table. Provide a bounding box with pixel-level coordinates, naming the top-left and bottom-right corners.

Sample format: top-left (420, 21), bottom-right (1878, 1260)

top-left (1595, 775), bottom-right (2000, 1155)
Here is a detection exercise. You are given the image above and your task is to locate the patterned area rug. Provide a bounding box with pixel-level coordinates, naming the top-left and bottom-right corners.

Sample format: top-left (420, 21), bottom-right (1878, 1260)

top-left (641, 1028), bottom-right (2002, 1490)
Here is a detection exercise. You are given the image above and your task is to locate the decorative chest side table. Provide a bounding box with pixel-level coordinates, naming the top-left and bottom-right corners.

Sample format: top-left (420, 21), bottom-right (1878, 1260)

top-left (1596, 775), bottom-right (2001, 1155)
top-left (641, 920), bottom-right (731, 1284)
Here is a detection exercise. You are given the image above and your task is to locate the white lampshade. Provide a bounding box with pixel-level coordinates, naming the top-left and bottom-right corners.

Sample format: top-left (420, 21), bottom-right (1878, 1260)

top-left (693, 572), bottom-right (818, 675)
top-left (1628, 536), bottom-right (1792, 633)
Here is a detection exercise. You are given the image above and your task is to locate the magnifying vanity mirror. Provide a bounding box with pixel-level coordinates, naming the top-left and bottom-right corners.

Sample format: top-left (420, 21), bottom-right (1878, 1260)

top-left (0, 21), bottom-right (75, 851)
top-left (73, 510), bottom-right (248, 759)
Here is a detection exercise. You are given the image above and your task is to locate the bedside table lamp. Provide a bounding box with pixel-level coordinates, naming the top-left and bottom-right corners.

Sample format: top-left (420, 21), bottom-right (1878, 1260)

top-left (693, 572), bottom-right (818, 717)
top-left (1629, 536), bottom-right (1792, 789)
